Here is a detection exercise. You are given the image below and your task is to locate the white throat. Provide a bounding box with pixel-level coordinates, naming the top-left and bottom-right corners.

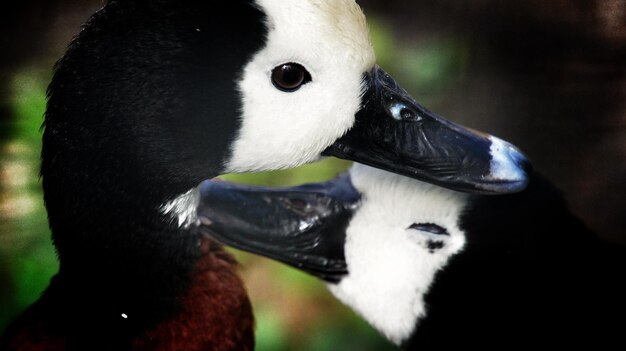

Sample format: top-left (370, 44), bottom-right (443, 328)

top-left (327, 164), bottom-right (468, 345)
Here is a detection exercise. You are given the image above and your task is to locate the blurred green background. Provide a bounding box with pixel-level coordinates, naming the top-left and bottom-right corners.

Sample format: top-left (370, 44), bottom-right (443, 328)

top-left (1, 1), bottom-right (625, 349)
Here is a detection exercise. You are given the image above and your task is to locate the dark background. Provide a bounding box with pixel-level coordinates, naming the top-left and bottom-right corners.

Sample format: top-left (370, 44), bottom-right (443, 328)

top-left (1, 1), bottom-right (624, 349)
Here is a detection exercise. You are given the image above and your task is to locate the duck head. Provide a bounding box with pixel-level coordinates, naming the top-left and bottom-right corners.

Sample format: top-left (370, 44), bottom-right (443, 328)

top-left (229, 0), bottom-right (530, 194)
top-left (197, 164), bottom-right (469, 345)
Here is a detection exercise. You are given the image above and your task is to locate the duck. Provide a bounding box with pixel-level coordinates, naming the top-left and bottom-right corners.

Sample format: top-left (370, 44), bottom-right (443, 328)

top-left (0, 0), bottom-right (531, 350)
top-left (198, 163), bottom-right (626, 349)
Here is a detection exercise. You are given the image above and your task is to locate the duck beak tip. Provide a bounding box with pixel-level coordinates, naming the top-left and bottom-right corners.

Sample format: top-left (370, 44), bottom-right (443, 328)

top-left (483, 136), bottom-right (532, 193)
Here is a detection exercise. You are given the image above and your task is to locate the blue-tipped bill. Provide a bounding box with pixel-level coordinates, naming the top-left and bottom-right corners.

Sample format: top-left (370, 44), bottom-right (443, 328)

top-left (324, 65), bottom-right (531, 194)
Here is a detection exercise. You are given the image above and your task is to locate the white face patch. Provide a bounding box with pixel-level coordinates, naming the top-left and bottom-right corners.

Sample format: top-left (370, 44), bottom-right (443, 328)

top-left (327, 164), bottom-right (468, 345)
top-left (160, 187), bottom-right (200, 228)
top-left (226, 0), bottom-right (376, 172)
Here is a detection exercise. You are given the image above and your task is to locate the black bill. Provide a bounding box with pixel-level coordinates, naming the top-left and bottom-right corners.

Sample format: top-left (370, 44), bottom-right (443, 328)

top-left (324, 65), bottom-right (531, 194)
top-left (197, 175), bottom-right (359, 283)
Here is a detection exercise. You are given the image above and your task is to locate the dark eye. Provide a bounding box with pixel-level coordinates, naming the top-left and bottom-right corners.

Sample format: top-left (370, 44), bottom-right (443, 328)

top-left (408, 223), bottom-right (449, 236)
top-left (271, 63), bottom-right (312, 92)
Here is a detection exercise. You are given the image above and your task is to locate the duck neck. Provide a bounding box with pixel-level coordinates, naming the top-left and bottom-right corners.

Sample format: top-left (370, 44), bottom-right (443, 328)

top-left (46, 177), bottom-right (187, 319)
top-left (40, 157), bottom-right (253, 347)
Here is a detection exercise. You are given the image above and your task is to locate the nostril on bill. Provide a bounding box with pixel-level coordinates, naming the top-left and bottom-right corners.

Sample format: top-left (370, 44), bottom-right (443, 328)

top-left (288, 198), bottom-right (309, 211)
top-left (390, 102), bottom-right (421, 122)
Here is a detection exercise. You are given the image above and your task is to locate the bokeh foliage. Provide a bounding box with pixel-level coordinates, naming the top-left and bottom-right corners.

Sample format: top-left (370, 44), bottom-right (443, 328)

top-left (1, 69), bottom-right (58, 331)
